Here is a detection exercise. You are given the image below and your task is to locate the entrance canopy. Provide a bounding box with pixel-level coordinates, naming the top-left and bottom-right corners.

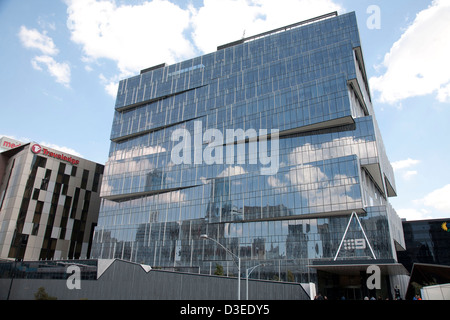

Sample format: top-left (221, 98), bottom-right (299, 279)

top-left (308, 259), bottom-right (409, 276)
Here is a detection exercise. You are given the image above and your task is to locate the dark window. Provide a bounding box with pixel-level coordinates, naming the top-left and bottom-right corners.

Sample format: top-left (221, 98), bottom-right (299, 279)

top-left (40, 169), bottom-right (51, 191)
top-left (32, 188), bottom-right (40, 200)
top-left (71, 166), bottom-right (77, 177)
top-left (81, 169), bottom-right (89, 189)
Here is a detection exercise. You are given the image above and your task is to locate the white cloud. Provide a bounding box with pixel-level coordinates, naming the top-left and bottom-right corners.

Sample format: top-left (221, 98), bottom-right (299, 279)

top-left (104, 81), bottom-right (119, 98)
top-left (422, 184), bottom-right (450, 213)
top-left (31, 55), bottom-right (71, 87)
top-left (18, 25), bottom-right (71, 87)
top-left (391, 158), bottom-right (420, 171)
top-left (18, 26), bottom-right (59, 55)
top-left (40, 141), bottom-right (84, 158)
top-left (402, 170), bottom-right (417, 181)
top-left (397, 208), bottom-right (432, 221)
top-left (66, 0), bottom-right (195, 76)
top-left (191, 0), bottom-right (344, 54)
top-left (369, 0), bottom-right (450, 104)
top-left (391, 158), bottom-right (420, 180)
top-left (0, 134), bottom-right (32, 144)
top-left (391, 158), bottom-right (420, 170)
top-left (65, 0), bottom-right (344, 96)
top-left (437, 82), bottom-right (450, 103)
top-left (397, 184), bottom-right (450, 221)
top-left (267, 175), bottom-right (288, 191)
top-left (99, 73), bottom-right (120, 97)
top-left (217, 165), bottom-right (247, 178)
top-left (159, 190), bottom-right (186, 203)
top-left (190, 0), bottom-right (264, 53)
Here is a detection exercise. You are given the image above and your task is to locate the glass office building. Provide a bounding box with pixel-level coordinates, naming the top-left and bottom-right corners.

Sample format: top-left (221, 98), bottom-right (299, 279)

top-left (92, 12), bottom-right (405, 297)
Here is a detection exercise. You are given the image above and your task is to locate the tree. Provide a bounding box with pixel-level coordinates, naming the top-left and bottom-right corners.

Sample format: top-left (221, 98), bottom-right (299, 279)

top-left (34, 287), bottom-right (57, 300)
top-left (287, 270), bottom-right (295, 282)
top-left (214, 264), bottom-right (224, 276)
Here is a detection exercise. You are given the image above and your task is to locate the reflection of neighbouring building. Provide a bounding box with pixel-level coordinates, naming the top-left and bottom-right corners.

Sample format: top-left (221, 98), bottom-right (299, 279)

top-left (145, 170), bottom-right (164, 193)
top-left (207, 177), bottom-right (232, 222)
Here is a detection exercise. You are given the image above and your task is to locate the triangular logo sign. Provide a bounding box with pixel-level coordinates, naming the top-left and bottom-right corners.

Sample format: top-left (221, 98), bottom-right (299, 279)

top-left (334, 212), bottom-right (377, 261)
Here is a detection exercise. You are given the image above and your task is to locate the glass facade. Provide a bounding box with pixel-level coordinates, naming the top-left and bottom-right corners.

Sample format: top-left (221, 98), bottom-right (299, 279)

top-left (92, 12), bottom-right (403, 284)
top-left (398, 218), bottom-right (450, 272)
top-left (0, 259), bottom-right (97, 280)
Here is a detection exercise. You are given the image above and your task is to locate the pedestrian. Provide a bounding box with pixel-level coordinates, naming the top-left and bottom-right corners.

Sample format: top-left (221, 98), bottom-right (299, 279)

top-left (314, 293), bottom-right (324, 300)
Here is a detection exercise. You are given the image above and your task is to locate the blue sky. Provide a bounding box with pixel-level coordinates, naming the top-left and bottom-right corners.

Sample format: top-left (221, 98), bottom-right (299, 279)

top-left (1, 0), bottom-right (449, 221)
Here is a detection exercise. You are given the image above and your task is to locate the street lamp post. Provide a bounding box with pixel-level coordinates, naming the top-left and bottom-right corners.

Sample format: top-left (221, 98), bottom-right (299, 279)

top-left (200, 234), bottom-right (241, 300)
top-left (245, 264), bottom-right (267, 300)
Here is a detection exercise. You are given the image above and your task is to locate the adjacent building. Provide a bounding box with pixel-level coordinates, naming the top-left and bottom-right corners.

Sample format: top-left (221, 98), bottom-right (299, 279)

top-left (0, 137), bottom-right (23, 153)
top-left (92, 12), bottom-right (405, 299)
top-left (0, 140), bottom-right (104, 261)
top-left (397, 218), bottom-right (450, 299)
top-left (398, 218), bottom-right (450, 271)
